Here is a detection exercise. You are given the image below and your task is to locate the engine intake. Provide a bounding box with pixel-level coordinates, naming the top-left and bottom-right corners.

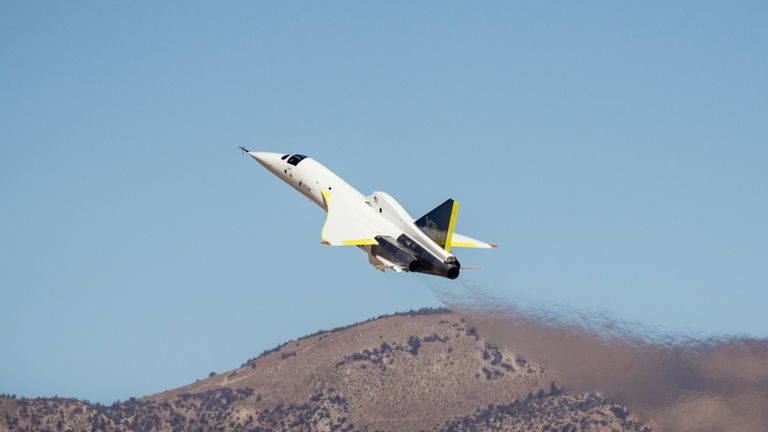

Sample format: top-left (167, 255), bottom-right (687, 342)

top-left (372, 236), bottom-right (421, 272)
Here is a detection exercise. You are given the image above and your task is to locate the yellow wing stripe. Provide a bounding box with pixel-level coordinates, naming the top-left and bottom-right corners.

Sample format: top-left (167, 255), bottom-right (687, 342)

top-left (342, 239), bottom-right (378, 245)
top-left (320, 191), bottom-right (333, 243)
top-left (444, 200), bottom-right (459, 252)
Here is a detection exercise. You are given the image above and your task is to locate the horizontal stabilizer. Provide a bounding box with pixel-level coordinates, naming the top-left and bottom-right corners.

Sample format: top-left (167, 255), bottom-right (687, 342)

top-left (449, 232), bottom-right (498, 249)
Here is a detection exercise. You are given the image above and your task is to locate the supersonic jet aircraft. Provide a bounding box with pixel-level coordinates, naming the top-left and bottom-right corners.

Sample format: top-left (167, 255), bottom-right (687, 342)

top-left (242, 148), bottom-right (496, 279)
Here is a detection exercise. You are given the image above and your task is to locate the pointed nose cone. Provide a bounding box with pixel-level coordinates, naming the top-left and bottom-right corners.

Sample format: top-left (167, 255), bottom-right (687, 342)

top-left (248, 152), bottom-right (283, 171)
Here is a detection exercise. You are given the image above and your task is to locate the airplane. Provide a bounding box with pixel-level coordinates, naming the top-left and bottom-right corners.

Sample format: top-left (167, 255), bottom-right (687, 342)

top-left (242, 149), bottom-right (496, 279)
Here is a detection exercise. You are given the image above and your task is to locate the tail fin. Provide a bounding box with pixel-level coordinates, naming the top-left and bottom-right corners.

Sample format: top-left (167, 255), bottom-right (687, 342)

top-left (414, 199), bottom-right (459, 252)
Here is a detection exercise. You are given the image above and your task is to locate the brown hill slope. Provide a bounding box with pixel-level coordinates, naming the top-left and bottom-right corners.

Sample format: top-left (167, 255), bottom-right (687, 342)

top-left (0, 309), bottom-right (652, 432)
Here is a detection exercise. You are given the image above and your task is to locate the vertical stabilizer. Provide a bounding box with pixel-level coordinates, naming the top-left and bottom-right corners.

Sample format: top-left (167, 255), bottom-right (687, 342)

top-left (414, 199), bottom-right (459, 252)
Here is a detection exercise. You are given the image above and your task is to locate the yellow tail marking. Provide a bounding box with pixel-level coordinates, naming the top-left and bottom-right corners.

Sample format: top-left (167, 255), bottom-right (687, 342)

top-left (450, 242), bottom-right (477, 248)
top-left (444, 200), bottom-right (459, 252)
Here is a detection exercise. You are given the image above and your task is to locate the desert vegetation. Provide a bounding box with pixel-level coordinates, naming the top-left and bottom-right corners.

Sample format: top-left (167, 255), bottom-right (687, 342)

top-left (0, 308), bottom-right (650, 432)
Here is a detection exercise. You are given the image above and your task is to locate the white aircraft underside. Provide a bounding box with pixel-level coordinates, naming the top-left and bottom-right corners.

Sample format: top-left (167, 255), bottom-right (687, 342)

top-left (244, 151), bottom-right (496, 279)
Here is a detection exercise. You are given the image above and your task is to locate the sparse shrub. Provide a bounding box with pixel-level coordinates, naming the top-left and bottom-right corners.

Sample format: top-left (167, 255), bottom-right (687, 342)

top-left (407, 336), bottom-right (421, 355)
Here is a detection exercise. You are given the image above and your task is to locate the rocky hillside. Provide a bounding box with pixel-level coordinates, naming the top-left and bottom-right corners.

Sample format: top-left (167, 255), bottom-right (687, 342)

top-left (0, 309), bottom-right (652, 432)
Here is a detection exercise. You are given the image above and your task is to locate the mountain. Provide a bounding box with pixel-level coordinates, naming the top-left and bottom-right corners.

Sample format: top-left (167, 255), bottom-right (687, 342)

top-left (0, 308), bottom-right (652, 432)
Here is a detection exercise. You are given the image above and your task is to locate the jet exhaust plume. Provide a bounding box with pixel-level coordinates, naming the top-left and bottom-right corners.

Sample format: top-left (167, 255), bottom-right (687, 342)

top-left (426, 280), bottom-right (768, 432)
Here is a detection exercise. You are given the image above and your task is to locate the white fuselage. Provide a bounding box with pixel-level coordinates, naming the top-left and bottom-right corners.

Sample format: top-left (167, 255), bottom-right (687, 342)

top-left (250, 152), bottom-right (358, 210)
top-left (248, 152), bottom-right (454, 263)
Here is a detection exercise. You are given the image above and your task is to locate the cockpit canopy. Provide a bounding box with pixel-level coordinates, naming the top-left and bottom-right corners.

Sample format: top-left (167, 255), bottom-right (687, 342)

top-left (285, 154), bottom-right (308, 166)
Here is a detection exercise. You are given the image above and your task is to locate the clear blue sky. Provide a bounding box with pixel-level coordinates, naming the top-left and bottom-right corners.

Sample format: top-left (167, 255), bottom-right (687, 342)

top-left (1, 1), bottom-right (766, 403)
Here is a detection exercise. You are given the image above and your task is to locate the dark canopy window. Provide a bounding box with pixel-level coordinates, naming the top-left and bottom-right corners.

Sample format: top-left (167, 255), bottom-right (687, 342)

top-left (287, 154), bottom-right (308, 166)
